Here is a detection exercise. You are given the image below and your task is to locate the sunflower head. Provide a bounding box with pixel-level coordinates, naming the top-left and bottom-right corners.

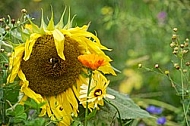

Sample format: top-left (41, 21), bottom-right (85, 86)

top-left (7, 8), bottom-right (116, 125)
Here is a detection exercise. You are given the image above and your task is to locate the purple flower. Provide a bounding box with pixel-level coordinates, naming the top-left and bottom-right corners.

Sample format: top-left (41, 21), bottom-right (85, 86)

top-left (157, 11), bottom-right (167, 20)
top-left (146, 105), bottom-right (163, 114)
top-left (157, 11), bottom-right (167, 26)
top-left (157, 117), bottom-right (166, 125)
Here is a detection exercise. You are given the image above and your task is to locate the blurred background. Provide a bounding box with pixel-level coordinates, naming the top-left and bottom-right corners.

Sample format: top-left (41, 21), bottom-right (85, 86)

top-left (1, 0), bottom-right (190, 124)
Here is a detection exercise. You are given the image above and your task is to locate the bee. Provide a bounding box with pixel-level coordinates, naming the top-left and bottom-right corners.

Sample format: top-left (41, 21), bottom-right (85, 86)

top-left (49, 58), bottom-right (58, 69)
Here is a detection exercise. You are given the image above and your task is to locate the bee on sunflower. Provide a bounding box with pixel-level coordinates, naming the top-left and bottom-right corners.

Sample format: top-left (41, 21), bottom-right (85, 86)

top-left (7, 8), bottom-right (116, 125)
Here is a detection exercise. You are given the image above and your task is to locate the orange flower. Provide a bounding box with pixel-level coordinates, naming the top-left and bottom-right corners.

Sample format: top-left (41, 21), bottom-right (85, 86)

top-left (78, 54), bottom-right (107, 70)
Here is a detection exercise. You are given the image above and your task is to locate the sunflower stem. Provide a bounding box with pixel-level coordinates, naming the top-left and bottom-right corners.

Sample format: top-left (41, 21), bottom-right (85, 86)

top-left (84, 69), bottom-right (93, 126)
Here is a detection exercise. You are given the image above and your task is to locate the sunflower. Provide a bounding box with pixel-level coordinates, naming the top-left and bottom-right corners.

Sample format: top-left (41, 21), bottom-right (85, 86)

top-left (79, 71), bottom-right (115, 110)
top-left (7, 9), bottom-right (115, 125)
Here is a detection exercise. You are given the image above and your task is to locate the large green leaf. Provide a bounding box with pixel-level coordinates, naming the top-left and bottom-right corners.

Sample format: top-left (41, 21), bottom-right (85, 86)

top-left (88, 88), bottom-right (152, 125)
top-left (106, 87), bottom-right (151, 119)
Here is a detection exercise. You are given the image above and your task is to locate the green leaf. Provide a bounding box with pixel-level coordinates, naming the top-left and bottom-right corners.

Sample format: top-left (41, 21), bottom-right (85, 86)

top-left (14, 113), bottom-right (27, 123)
top-left (4, 83), bottom-right (20, 105)
top-left (24, 98), bottom-right (46, 109)
top-left (106, 87), bottom-right (151, 119)
top-left (86, 109), bottom-right (97, 120)
top-left (14, 104), bottom-right (25, 115)
top-left (24, 118), bottom-right (46, 126)
top-left (7, 104), bottom-right (27, 123)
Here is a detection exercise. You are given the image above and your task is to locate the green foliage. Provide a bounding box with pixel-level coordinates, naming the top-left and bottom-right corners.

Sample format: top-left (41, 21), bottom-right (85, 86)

top-left (106, 88), bottom-right (151, 119)
top-left (0, 0), bottom-right (190, 125)
top-left (5, 98), bottom-right (53, 126)
top-left (6, 105), bottom-right (27, 123)
top-left (72, 88), bottom-right (151, 126)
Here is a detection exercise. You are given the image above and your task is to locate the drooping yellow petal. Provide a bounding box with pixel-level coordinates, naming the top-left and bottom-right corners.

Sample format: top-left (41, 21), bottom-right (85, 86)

top-left (20, 81), bottom-right (44, 104)
top-left (18, 70), bottom-right (44, 104)
top-left (23, 33), bottom-right (42, 61)
top-left (65, 88), bottom-right (78, 116)
top-left (57, 93), bottom-right (73, 117)
top-left (18, 70), bottom-right (27, 81)
top-left (98, 64), bottom-right (116, 75)
top-left (53, 29), bottom-right (65, 60)
top-left (49, 97), bottom-right (71, 125)
top-left (7, 44), bottom-right (25, 83)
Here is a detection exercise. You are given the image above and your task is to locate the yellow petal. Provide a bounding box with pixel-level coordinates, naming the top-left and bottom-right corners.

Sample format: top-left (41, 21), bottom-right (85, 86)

top-left (21, 83), bottom-right (43, 103)
top-left (49, 97), bottom-right (71, 125)
top-left (66, 88), bottom-right (78, 116)
top-left (98, 64), bottom-right (116, 75)
top-left (7, 44), bottom-right (25, 83)
top-left (23, 33), bottom-right (42, 61)
top-left (57, 93), bottom-right (73, 116)
top-left (53, 29), bottom-right (65, 60)
top-left (18, 70), bottom-right (26, 81)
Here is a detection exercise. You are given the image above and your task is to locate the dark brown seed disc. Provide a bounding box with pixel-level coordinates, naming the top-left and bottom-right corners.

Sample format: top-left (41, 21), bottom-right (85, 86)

top-left (21, 35), bottom-right (83, 96)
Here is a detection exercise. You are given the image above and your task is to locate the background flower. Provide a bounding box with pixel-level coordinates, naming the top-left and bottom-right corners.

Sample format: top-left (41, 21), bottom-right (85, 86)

top-left (157, 117), bottom-right (166, 125)
top-left (146, 105), bottom-right (163, 115)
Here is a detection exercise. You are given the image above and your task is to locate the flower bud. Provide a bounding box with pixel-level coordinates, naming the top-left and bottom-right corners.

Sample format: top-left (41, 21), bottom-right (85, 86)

top-left (154, 64), bottom-right (159, 68)
top-left (0, 48), bottom-right (4, 52)
top-left (173, 28), bottom-right (177, 32)
top-left (21, 9), bottom-right (27, 13)
top-left (165, 70), bottom-right (169, 75)
top-left (170, 42), bottom-right (176, 48)
top-left (4, 63), bottom-right (9, 68)
top-left (11, 19), bottom-right (16, 25)
top-left (5, 26), bottom-right (10, 31)
top-left (180, 44), bottom-right (184, 48)
top-left (174, 47), bottom-right (178, 51)
top-left (173, 50), bottom-right (178, 55)
top-left (186, 38), bottom-right (189, 42)
top-left (172, 34), bottom-right (177, 40)
top-left (182, 50), bottom-right (188, 54)
top-left (186, 62), bottom-right (190, 66)
top-left (184, 42), bottom-right (188, 47)
top-left (138, 63), bottom-right (142, 68)
top-left (174, 63), bottom-right (180, 70)
top-left (0, 19), bottom-right (3, 22)
top-left (7, 52), bottom-right (12, 57)
top-left (183, 69), bottom-right (187, 73)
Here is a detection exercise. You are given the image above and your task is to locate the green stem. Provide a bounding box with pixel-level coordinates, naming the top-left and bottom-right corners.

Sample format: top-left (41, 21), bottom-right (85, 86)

top-left (84, 70), bottom-right (92, 126)
top-left (180, 58), bottom-right (189, 126)
top-left (104, 99), bottom-right (123, 126)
